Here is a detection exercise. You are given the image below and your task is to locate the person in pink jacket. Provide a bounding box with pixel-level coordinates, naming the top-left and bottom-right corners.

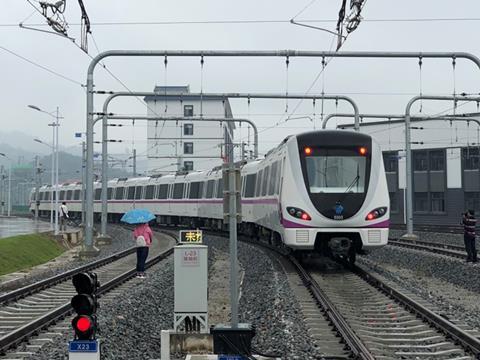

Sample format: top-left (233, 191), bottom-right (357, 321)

top-left (133, 222), bottom-right (153, 278)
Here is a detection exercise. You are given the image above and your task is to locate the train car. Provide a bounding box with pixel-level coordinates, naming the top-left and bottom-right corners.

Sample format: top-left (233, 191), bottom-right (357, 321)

top-left (31, 130), bottom-right (389, 263)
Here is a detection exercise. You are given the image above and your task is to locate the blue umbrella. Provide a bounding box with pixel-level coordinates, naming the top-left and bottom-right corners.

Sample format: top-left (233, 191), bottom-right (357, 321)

top-left (120, 209), bottom-right (156, 224)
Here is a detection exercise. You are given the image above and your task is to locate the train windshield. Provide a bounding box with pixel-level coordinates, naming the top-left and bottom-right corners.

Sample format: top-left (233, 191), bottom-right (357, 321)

top-left (306, 155), bottom-right (366, 194)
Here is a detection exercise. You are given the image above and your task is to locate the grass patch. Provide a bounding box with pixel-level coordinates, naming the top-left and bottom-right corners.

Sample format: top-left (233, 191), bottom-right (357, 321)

top-left (0, 233), bottom-right (65, 276)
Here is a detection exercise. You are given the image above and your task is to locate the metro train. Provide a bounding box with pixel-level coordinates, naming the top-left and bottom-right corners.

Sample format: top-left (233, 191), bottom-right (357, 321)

top-left (30, 130), bottom-right (389, 263)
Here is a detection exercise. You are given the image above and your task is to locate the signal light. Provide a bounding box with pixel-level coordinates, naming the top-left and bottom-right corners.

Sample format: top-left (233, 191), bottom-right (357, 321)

top-left (287, 207), bottom-right (311, 221)
top-left (71, 272), bottom-right (99, 340)
top-left (359, 147), bottom-right (367, 155)
top-left (365, 207), bottom-right (387, 221)
top-left (304, 147), bottom-right (312, 155)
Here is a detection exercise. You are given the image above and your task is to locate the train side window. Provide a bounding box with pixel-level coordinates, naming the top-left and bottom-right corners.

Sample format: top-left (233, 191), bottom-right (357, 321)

top-left (39, 192), bottom-right (44, 201)
top-left (135, 186), bottom-right (143, 200)
top-left (127, 186), bottom-right (135, 200)
top-left (94, 188), bottom-right (101, 200)
top-left (255, 170), bottom-right (263, 197)
top-left (157, 184), bottom-right (168, 199)
top-left (107, 188), bottom-right (113, 200)
top-left (173, 183), bottom-right (184, 199)
top-left (241, 176), bottom-right (245, 197)
top-left (245, 174), bottom-right (257, 198)
top-left (73, 190), bottom-right (80, 200)
top-left (268, 162), bottom-right (277, 196)
top-left (206, 180), bottom-right (215, 198)
top-left (261, 166), bottom-right (270, 196)
top-left (66, 190), bottom-right (72, 200)
top-left (45, 191), bottom-right (51, 200)
top-left (189, 181), bottom-right (202, 199)
top-left (275, 160), bottom-right (283, 195)
top-left (115, 187), bottom-right (124, 200)
top-left (145, 185), bottom-right (155, 199)
top-left (216, 179), bottom-right (224, 198)
top-left (201, 181), bottom-right (208, 198)
top-left (59, 190), bottom-right (65, 200)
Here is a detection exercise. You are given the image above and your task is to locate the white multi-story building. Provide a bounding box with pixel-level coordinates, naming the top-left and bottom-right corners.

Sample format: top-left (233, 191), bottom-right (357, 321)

top-left (144, 86), bottom-right (234, 174)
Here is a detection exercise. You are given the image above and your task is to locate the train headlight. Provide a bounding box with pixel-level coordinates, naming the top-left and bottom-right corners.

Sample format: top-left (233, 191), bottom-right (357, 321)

top-left (287, 207), bottom-right (311, 221)
top-left (365, 207), bottom-right (387, 221)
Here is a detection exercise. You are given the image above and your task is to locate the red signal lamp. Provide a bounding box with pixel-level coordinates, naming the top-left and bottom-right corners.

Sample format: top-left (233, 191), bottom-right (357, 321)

top-left (72, 315), bottom-right (95, 340)
top-left (304, 147), bottom-right (312, 155)
top-left (359, 147), bottom-right (367, 155)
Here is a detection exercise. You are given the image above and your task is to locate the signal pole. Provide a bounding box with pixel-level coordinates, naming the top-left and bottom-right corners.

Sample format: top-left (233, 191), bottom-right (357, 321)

top-left (34, 156), bottom-right (41, 219)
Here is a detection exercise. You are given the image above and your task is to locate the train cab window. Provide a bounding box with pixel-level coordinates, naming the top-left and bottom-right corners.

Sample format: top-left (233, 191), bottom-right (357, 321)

top-left (173, 183), bottom-right (184, 199)
top-left (135, 186), bottom-right (143, 200)
top-left (206, 180), bottom-right (215, 198)
top-left (157, 184), bottom-right (168, 199)
top-left (245, 174), bottom-right (256, 198)
top-left (94, 188), bottom-right (102, 200)
top-left (255, 170), bottom-right (263, 197)
top-left (59, 190), bottom-right (65, 200)
top-left (127, 186), bottom-right (135, 200)
top-left (145, 185), bottom-right (155, 199)
top-left (115, 187), bottom-right (125, 200)
top-left (189, 182), bottom-right (203, 199)
top-left (74, 190), bottom-right (81, 200)
top-left (261, 167), bottom-right (270, 196)
top-left (268, 162), bottom-right (277, 196)
top-left (66, 190), bottom-right (72, 200)
top-left (216, 179), bottom-right (224, 198)
top-left (107, 188), bottom-right (113, 200)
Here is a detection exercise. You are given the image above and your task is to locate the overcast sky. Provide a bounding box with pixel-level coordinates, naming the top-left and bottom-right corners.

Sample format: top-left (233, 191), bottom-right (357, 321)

top-left (2, 0), bottom-right (480, 161)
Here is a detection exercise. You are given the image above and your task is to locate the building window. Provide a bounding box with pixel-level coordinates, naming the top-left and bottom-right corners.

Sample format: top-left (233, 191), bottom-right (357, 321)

top-left (413, 151), bottom-right (428, 171)
top-left (463, 148), bottom-right (480, 170)
top-left (431, 192), bottom-right (445, 212)
top-left (465, 192), bottom-right (480, 213)
top-left (383, 152), bottom-right (398, 172)
top-left (184, 161), bottom-right (194, 171)
top-left (184, 105), bottom-right (194, 117)
top-left (429, 150), bottom-right (445, 171)
top-left (184, 124), bottom-right (194, 135)
top-left (184, 142), bottom-right (194, 154)
top-left (414, 192), bottom-right (428, 212)
top-left (389, 192), bottom-right (398, 212)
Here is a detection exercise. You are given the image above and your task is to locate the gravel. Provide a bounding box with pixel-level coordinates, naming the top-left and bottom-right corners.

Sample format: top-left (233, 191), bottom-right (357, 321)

top-left (204, 235), bottom-right (324, 359)
top-left (359, 244), bottom-right (480, 332)
top-left (24, 233), bottom-right (324, 359)
top-left (0, 225), bottom-right (133, 294)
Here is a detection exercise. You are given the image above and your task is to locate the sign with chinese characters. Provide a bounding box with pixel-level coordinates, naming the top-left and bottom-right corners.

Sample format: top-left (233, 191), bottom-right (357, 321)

top-left (179, 229), bottom-right (203, 244)
top-left (181, 248), bottom-right (200, 266)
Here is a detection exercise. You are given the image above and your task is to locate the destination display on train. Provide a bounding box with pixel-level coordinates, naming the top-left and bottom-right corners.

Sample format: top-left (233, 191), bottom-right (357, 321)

top-left (179, 230), bottom-right (203, 244)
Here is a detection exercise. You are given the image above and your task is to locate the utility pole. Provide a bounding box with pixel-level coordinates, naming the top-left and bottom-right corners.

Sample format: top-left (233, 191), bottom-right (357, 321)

top-left (34, 156), bottom-right (41, 219)
top-left (54, 107), bottom-right (59, 235)
top-left (0, 165), bottom-right (4, 215)
top-left (81, 141), bottom-right (86, 225)
top-left (132, 149), bottom-right (136, 176)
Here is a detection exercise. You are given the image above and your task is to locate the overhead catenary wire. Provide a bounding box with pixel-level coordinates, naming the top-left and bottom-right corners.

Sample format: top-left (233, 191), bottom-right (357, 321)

top-left (0, 45), bottom-right (84, 87)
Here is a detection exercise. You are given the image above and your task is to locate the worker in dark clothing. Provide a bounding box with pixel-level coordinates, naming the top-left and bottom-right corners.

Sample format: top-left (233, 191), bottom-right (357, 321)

top-left (462, 210), bottom-right (477, 263)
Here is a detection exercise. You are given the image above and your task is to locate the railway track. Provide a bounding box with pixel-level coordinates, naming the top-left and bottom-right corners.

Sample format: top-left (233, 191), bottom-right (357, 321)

top-left (389, 237), bottom-right (468, 260)
top-left (240, 235), bottom-right (480, 359)
top-left (0, 229), bottom-right (176, 357)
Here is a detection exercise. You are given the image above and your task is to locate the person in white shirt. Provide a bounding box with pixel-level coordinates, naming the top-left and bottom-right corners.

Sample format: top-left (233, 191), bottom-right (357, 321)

top-left (59, 202), bottom-right (69, 231)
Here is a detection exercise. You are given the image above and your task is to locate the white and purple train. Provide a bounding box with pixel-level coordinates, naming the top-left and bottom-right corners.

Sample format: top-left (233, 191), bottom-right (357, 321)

top-left (30, 130), bottom-right (389, 263)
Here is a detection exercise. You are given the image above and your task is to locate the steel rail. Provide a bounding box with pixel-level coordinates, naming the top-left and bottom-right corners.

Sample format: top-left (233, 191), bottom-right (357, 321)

top-left (388, 238), bottom-right (468, 260)
top-left (226, 230), bottom-right (374, 359)
top-left (0, 237), bottom-right (174, 354)
top-left (0, 245), bottom-right (136, 305)
top-left (355, 265), bottom-right (480, 356)
top-left (288, 255), bottom-right (375, 360)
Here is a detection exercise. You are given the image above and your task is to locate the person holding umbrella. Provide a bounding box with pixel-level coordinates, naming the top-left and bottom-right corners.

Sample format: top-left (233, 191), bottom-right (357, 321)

top-left (121, 209), bottom-right (155, 278)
